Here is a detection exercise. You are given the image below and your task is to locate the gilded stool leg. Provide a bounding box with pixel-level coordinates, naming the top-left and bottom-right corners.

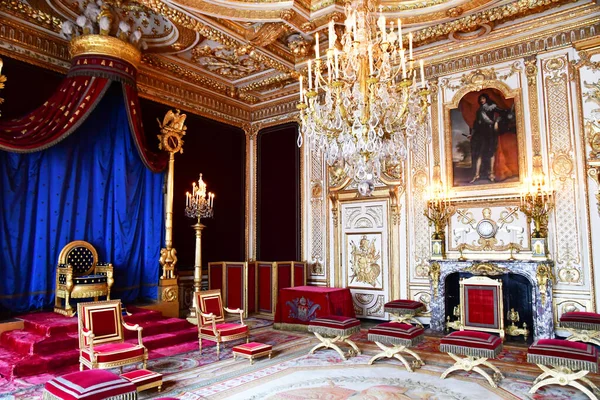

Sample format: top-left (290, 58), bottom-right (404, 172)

top-left (403, 348), bottom-right (425, 367)
top-left (158, 385), bottom-right (162, 392)
top-left (441, 353), bottom-right (501, 388)
top-left (269, 351), bottom-right (272, 359)
top-left (344, 337), bottom-right (361, 356)
top-left (390, 314), bottom-right (423, 328)
top-left (309, 333), bottom-right (347, 360)
top-left (566, 329), bottom-right (600, 346)
top-left (368, 342), bottom-right (417, 372)
top-left (529, 365), bottom-right (598, 400)
top-left (216, 342), bottom-right (221, 359)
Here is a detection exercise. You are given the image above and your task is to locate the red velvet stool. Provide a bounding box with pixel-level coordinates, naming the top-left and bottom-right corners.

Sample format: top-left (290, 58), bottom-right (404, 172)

top-left (560, 311), bottom-right (600, 346)
top-left (120, 369), bottom-right (163, 392)
top-left (528, 338), bottom-right (599, 399)
top-left (308, 315), bottom-right (361, 360)
top-left (43, 369), bottom-right (137, 400)
top-left (439, 331), bottom-right (504, 388)
top-left (233, 342), bottom-right (273, 365)
top-left (367, 322), bottom-right (425, 372)
top-left (384, 299), bottom-right (425, 327)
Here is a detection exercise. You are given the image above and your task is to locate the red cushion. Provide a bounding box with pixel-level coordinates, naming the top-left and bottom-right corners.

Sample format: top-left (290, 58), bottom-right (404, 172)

top-left (440, 331), bottom-right (502, 351)
top-left (120, 369), bottom-right (162, 386)
top-left (81, 342), bottom-right (145, 363)
top-left (561, 312), bottom-right (600, 324)
top-left (384, 300), bottom-right (424, 312)
top-left (528, 339), bottom-right (598, 364)
top-left (368, 322), bottom-right (424, 339)
top-left (309, 315), bottom-right (361, 330)
top-left (44, 370), bottom-right (136, 400)
top-left (232, 342), bottom-right (272, 356)
top-left (200, 323), bottom-right (248, 337)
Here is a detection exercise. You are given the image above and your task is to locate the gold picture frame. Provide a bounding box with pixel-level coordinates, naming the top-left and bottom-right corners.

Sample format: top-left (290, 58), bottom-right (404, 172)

top-left (444, 80), bottom-right (527, 194)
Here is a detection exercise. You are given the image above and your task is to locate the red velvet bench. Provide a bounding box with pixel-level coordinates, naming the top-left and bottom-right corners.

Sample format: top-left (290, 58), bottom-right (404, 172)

top-left (308, 315), bottom-right (361, 360)
top-left (528, 338), bottom-right (599, 399)
top-left (367, 322), bottom-right (425, 372)
top-left (560, 311), bottom-right (600, 346)
top-left (120, 369), bottom-right (163, 393)
top-left (384, 300), bottom-right (425, 327)
top-left (43, 369), bottom-right (137, 400)
top-left (233, 342), bottom-right (273, 365)
top-left (439, 331), bottom-right (504, 388)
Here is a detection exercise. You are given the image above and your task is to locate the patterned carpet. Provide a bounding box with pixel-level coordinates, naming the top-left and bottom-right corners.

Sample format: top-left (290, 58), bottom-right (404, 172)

top-left (1, 324), bottom-right (597, 399)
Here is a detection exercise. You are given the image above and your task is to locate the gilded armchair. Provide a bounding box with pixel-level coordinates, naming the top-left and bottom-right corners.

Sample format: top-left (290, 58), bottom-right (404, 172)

top-left (54, 240), bottom-right (114, 316)
top-left (195, 289), bottom-right (249, 358)
top-left (78, 300), bottom-right (147, 371)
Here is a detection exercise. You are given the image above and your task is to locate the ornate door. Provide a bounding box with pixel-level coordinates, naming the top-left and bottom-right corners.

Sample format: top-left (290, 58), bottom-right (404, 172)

top-left (340, 200), bottom-right (389, 319)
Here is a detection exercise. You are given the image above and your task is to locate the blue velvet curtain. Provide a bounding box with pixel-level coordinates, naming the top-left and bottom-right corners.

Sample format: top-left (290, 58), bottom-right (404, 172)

top-left (0, 84), bottom-right (165, 313)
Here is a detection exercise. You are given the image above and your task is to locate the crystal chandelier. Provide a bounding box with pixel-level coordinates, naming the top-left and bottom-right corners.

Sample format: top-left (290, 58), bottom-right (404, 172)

top-left (297, 0), bottom-right (430, 185)
top-left (185, 174), bottom-right (215, 220)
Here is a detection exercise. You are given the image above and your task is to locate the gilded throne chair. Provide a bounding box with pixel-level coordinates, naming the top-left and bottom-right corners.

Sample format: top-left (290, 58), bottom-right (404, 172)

top-left (54, 240), bottom-right (114, 317)
top-left (195, 289), bottom-right (249, 359)
top-left (78, 300), bottom-right (147, 371)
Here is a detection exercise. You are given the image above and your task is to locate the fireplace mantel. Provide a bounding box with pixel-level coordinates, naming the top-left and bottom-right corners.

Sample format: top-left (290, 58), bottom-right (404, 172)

top-left (429, 259), bottom-right (555, 341)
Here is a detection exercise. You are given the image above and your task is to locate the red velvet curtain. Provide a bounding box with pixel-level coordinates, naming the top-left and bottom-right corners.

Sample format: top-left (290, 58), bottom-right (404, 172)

top-left (0, 54), bottom-right (167, 172)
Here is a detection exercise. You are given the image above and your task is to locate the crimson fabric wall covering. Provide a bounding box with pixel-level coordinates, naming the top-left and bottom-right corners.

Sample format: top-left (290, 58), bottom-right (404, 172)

top-left (257, 123), bottom-right (300, 261)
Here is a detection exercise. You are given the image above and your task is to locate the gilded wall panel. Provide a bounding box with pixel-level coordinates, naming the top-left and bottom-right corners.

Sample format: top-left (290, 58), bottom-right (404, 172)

top-left (308, 147), bottom-right (326, 281)
top-left (541, 53), bottom-right (585, 287)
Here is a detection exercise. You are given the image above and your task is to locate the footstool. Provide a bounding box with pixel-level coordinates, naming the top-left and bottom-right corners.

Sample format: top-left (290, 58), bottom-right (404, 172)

top-left (439, 331), bottom-right (504, 388)
top-left (232, 342), bottom-right (273, 365)
top-left (120, 369), bottom-right (163, 392)
top-left (560, 311), bottom-right (600, 346)
top-left (43, 369), bottom-right (136, 400)
top-left (308, 315), bottom-right (361, 360)
top-left (367, 322), bottom-right (425, 372)
top-left (385, 299), bottom-right (425, 327)
top-left (528, 338), bottom-right (599, 400)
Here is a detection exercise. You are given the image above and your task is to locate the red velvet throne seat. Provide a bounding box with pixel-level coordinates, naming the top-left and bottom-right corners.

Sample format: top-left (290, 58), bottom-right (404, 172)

top-left (195, 289), bottom-right (249, 359)
top-left (78, 300), bottom-right (147, 371)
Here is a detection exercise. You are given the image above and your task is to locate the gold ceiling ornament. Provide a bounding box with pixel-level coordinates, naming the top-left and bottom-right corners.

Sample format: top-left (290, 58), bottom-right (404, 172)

top-left (191, 44), bottom-right (266, 79)
top-left (297, 0), bottom-right (430, 190)
top-left (69, 35), bottom-right (142, 67)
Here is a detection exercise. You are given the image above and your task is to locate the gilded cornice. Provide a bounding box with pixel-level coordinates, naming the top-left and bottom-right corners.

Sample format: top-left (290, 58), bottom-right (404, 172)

top-left (142, 54), bottom-right (231, 95)
top-left (0, 0), bottom-right (62, 33)
top-left (172, 0), bottom-right (286, 20)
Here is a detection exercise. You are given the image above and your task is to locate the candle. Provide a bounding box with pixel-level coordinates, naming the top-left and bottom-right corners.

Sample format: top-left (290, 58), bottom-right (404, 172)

top-left (329, 20), bottom-right (335, 49)
top-left (408, 32), bottom-right (413, 60)
top-left (420, 60), bottom-right (425, 87)
top-left (398, 19), bottom-right (402, 49)
top-left (308, 60), bottom-right (312, 90)
top-left (315, 66), bottom-right (319, 90)
top-left (315, 33), bottom-right (320, 58)
top-left (299, 75), bottom-right (304, 102)
top-left (334, 48), bottom-right (339, 79)
top-left (401, 50), bottom-right (406, 79)
top-left (368, 44), bottom-right (374, 75)
top-left (186, 192), bottom-right (189, 207)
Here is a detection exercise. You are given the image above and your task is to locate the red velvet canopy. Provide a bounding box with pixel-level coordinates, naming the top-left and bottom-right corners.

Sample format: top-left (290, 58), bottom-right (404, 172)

top-left (0, 53), bottom-right (167, 172)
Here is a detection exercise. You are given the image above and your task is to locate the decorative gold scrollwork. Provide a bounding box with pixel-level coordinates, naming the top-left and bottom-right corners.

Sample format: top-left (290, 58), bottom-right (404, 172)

top-left (536, 263), bottom-right (555, 304)
top-left (429, 262), bottom-right (441, 297)
top-left (462, 262), bottom-right (506, 276)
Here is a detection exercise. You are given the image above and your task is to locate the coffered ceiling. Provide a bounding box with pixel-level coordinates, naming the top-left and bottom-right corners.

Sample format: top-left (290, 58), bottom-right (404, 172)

top-left (0, 0), bottom-right (598, 127)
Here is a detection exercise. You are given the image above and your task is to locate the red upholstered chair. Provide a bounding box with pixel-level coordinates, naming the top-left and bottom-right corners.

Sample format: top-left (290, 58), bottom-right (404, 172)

top-left (458, 276), bottom-right (505, 340)
top-left (195, 289), bottom-right (249, 359)
top-left (77, 300), bottom-right (147, 371)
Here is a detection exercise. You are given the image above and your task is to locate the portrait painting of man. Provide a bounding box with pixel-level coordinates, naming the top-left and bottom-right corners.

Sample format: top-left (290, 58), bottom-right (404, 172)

top-left (449, 88), bottom-right (519, 187)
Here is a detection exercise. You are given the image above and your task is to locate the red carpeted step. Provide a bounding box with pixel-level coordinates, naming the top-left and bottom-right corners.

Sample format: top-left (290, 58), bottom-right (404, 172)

top-left (33, 332), bottom-right (79, 355)
top-left (138, 326), bottom-right (198, 351)
top-left (20, 312), bottom-right (78, 337)
top-left (0, 329), bottom-right (46, 355)
top-left (123, 318), bottom-right (192, 340)
top-left (0, 347), bottom-right (26, 379)
top-left (123, 308), bottom-right (163, 325)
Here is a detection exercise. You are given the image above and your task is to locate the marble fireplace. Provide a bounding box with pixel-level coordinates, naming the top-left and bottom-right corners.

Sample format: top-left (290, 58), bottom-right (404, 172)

top-left (429, 259), bottom-right (555, 341)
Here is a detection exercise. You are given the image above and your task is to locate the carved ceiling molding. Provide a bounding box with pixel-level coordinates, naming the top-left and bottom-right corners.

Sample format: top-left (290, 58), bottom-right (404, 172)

top-left (0, 0), bottom-right (62, 33)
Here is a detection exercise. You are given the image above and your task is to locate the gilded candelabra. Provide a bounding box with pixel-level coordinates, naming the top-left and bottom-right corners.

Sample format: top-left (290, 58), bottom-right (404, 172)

top-left (185, 174), bottom-right (214, 324)
top-left (504, 308), bottom-right (529, 340)
top-left (519, 176), bottom-right (554, 258)
top-left (296, 0), bottom-right (430, 185)
top-left (424, 183), bottom-right (455, 259)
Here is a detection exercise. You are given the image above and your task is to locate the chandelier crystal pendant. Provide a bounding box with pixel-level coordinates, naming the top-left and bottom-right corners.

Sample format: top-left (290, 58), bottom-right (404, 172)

top-left (297, 0), bottom-right (430, 186)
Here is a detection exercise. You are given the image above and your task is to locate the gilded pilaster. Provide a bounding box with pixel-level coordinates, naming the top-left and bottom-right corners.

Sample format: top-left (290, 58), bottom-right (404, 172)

top-left (243, 123), bottom-right (260, 261)
top-left (541, 54), bottom-right (583, 286)
top-left (525, 55), bottom-right (542, 156)
top-left (308, 144), bottom-right (327, 283)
